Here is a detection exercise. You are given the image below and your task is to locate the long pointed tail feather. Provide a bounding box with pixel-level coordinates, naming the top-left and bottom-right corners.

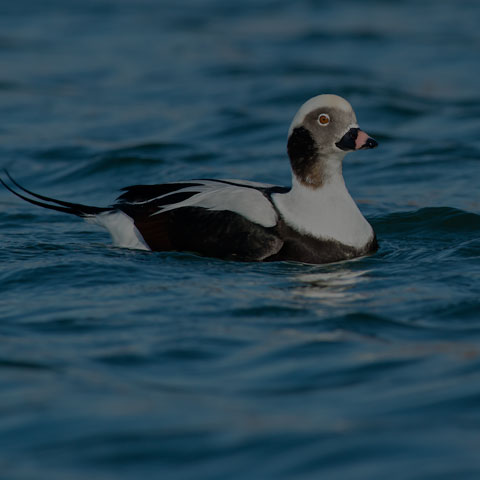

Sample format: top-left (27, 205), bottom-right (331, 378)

top-left (1, 170), bottom-right (110, 217)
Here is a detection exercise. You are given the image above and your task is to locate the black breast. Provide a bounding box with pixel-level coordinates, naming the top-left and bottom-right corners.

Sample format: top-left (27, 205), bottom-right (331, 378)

top-left (265, 220), bottom-right (378, 264)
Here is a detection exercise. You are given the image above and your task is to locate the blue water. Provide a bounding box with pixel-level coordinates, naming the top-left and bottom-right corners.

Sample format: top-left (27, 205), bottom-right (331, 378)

top-left (1, 1), bottom-right (480, 478)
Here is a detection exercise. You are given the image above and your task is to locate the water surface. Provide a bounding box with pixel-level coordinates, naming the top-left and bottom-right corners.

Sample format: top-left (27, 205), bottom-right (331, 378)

top-left (1, 1), bottom-right (480, 479)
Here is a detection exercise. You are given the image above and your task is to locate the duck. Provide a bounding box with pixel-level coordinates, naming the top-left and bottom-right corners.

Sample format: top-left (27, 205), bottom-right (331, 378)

top-left (1, 94), bottom-right (379, 264)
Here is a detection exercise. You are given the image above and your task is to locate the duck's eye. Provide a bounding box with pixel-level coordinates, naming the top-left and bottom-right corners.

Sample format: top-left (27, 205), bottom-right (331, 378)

top-left (317, 113), bottom-right (330, 126)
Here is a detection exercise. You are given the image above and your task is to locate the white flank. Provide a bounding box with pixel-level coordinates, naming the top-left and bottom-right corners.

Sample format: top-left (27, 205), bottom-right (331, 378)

top-left (272, 176), bottom-right (374, 249)
top-left (86, 211), bottom-right (150, 251)
top-left (150, 180), bottom-right (278, 228)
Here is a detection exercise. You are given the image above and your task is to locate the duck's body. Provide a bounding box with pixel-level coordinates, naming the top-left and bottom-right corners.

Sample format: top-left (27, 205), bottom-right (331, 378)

top-left (1, 94), bottom-right (379, 264)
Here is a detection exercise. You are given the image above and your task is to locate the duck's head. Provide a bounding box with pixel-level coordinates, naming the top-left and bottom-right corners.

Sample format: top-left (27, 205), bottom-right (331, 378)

top-left (287, 94), bottom-right (377, 188)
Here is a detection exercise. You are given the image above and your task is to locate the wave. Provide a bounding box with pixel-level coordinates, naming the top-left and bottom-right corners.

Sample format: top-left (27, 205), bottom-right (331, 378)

top-left (372, 207), bottom-right (480, 236)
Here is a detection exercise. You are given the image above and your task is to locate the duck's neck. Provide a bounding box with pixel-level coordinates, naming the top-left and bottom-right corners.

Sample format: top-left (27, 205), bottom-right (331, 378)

top-left (287, 126), bottom-right (346, 188)
top-left (285, 172), bottom-right (350, 207)
top-left (292, 151), bottom-right (346, 189)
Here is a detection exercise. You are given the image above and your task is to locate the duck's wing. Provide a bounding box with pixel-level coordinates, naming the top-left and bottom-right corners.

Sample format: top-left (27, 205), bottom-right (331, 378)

top-left (114, 179), bottom-right (287, 260)
top-left (115, 179), bottom-right (284, 226)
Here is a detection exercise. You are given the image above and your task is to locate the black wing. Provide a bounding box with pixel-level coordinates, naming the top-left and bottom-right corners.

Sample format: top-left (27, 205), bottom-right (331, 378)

top-left (115, 180), bottom-right (284, 261)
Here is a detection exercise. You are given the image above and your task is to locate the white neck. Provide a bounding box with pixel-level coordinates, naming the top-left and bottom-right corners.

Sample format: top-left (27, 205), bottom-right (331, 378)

top-left (272, 165), bottom-right (374, 249)
top-left (290, 147), bottom-right (346, 189)
top-left (313, 151), bottom-right (345, 186)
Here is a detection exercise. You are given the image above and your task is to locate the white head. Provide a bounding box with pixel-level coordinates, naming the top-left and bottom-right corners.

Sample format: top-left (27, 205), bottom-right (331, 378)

top-left (286, 94), bottom-right (377, 188)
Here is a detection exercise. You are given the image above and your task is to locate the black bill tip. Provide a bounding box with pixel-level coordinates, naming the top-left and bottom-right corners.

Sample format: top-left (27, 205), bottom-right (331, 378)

top-left (362, 137), bottom-right (378, 150)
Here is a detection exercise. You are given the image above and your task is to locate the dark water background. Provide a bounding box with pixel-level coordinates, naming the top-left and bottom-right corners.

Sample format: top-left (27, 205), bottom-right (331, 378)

top-left (1, 1), bottom-right (480, 478)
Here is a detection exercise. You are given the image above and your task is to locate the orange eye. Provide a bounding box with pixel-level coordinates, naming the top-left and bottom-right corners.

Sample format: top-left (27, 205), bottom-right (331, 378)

top-left (317, 113), bottom-right (330, 126)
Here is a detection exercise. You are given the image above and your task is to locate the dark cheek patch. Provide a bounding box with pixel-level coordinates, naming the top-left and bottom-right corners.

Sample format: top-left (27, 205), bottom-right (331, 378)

top-left (287, 127), bottom-right (318, 182)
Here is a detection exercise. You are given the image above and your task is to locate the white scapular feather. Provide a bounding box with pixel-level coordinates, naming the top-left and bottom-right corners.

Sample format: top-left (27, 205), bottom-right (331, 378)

top-left (150, 180), bottom-right (278, 228)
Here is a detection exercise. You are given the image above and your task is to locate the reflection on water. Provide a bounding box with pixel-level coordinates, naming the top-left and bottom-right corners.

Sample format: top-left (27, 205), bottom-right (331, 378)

top-left (294, 267), bottom-right (371, 305)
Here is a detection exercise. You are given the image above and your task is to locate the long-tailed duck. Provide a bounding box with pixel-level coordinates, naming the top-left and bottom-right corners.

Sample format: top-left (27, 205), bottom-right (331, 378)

top-left (1, 94), bottom-right (378, 264)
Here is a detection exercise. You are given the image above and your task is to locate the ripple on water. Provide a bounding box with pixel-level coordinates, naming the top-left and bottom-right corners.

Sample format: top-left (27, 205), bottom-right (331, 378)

top-left (373, 207), bottom-right (480, 239)
top-left (1, 0), bottom-right (480, 478)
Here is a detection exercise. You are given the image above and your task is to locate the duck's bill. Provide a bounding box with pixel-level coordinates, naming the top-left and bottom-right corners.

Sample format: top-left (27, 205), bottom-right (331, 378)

top-left (336, 127), bottom-right (378, 151)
